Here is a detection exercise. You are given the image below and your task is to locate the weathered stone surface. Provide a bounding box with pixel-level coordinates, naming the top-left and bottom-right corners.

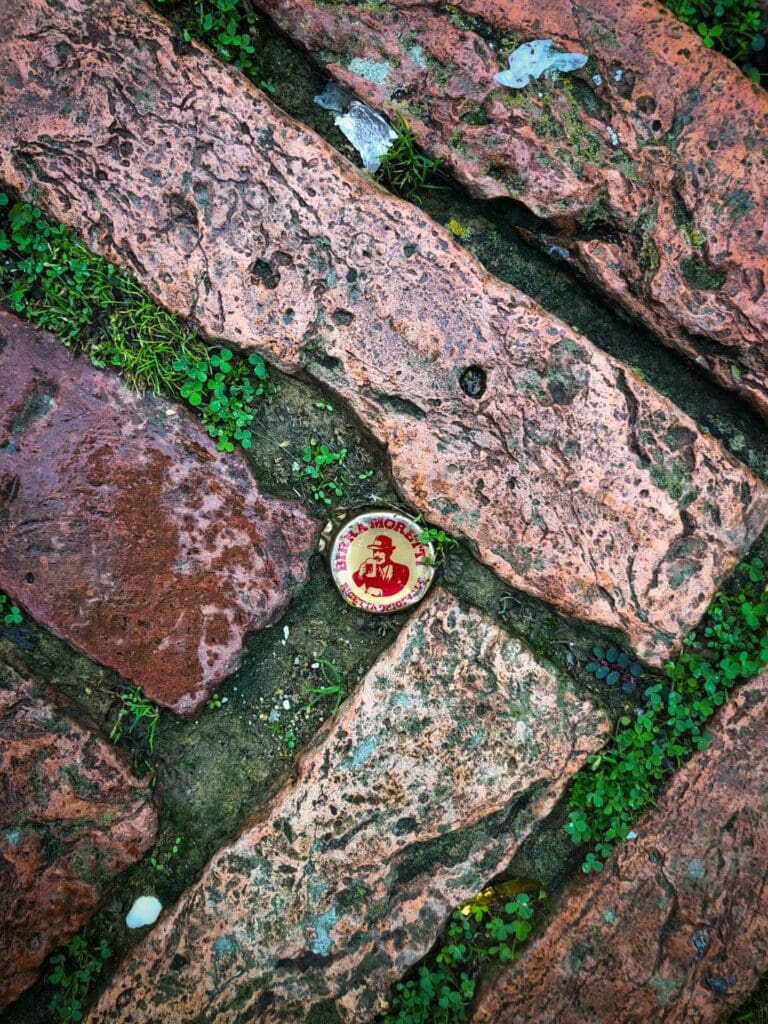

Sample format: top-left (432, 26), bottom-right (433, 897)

top-left (1, 0), bottom-right (767, 664)
top-left (87, 589), bottom-right (610, 1023)
top-left (0, 658), bottom-right (157, 1011)
top-left (472, 666), bottom-right (768, 1024)
top-left (251, 0), bottom-right (768, 419)
top-left (0, 311), bottom-right (319, 716)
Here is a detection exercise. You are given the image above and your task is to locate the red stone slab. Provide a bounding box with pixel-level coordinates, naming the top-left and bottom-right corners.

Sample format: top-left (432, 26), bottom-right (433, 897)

top-left (250, 0), bottom-right (768, 418)
top-left (1, 0), bottom-right (767, 664)
top-left (472, 666), bottom-right (768, 1024)
top-left (86, 589), bottom-right (610, 1024)
top-left (0, 658), bottom-right (157, 1011)
top-left (0, 312), bottom-right (319, 716)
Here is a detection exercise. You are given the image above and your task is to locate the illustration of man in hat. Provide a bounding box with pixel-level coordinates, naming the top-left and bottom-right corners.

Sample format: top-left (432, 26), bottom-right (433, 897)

top-left (352, 534), bottom-right (410, 598)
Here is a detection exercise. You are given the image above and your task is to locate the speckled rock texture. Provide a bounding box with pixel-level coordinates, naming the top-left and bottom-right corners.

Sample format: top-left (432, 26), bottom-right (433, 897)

top-left (251, 0), bottom-right (768, 418)
top-left (1, 0), bottom-right (767, 665)
top-left (87, 589), bottom-right (610, 1024)
top-left (472, 666), bottom-right (768, 1024)
top-left (0, 658), bottom-right (157, 1011)
top-left (0, 311), bottom-right (319, 716)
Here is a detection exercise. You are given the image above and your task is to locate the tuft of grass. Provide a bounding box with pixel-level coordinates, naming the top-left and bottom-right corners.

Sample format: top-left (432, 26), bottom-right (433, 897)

top-left (109, 686), bottom-right (161, 754)
top-left (0, 194), bottom-right (271, 453)
top-left (566, 556), bottom-right (768, 871)
top-left (303, 658), bottom-right (347, 717)
top-left (375, 114), bottom-right (446, 201)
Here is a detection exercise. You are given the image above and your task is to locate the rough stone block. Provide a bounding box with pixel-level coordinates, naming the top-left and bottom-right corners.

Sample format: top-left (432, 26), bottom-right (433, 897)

top-left (0, 659), bottom-right (158, 1011)
top-left (0, 311), bottom-right (319, 716)
top-left (86, 589), bottom-right (610, 1023)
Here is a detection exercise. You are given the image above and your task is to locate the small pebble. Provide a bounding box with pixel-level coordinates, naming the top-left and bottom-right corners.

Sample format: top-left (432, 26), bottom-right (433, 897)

top-left (282, 699), bottom-right (291, 710)
top-left (126, 895), bottom-right (162, 929)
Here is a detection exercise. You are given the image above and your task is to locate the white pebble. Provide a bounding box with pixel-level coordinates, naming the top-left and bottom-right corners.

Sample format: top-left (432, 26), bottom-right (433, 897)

top-left (282, 699), bottom-right (291, 710)
top-left (125, 895), bottom-right (162, 929)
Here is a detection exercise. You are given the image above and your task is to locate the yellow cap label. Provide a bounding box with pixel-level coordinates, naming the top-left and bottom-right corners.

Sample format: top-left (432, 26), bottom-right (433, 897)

top-left (330, 511), bottom-right (435, 613)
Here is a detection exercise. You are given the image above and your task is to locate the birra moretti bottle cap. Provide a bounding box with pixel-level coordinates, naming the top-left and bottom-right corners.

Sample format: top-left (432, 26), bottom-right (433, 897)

top-left (322, 510), bottom-right (435, 613)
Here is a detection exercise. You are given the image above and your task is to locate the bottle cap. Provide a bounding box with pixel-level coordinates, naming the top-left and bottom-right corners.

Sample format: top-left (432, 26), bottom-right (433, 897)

top-left (320, 509), bottom-right (435, 613)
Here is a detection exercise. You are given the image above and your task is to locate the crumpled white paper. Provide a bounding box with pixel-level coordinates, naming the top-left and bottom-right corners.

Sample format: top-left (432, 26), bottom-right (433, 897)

top-left (494, 39), bottom-right (588, 90)
top-left (314, 82), bottom-right (397, 172)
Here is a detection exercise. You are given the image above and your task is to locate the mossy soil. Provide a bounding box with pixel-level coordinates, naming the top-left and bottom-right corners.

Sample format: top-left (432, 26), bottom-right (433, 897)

top-left (4, 8), bottom-right (768, 1023)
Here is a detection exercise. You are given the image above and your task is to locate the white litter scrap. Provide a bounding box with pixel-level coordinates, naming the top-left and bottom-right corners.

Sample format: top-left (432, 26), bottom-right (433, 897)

top-left (494, 39), bottom-right (588, 90)
top-left (334, 101), bottom-right (397, 173)
top-left (125, 895), bottom-right (162, 929)
top-left (314, 80), bottom-right (397, 173)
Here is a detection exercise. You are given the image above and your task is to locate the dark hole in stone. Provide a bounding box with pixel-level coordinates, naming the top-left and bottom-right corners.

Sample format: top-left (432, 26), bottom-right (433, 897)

top-left (250, 258), bottom-right (280, 289)
top-left (256, 991), bottom-right (276, 1012)
top-left (652, 119), bottom-right (662, 132)
top-left (346, 268), bottom-right (358, 282)
top-left (170, 954), bottom-right (189, 971)
top-left (332, 309), bottom-right (354, 326)
top-left (26, 572), bottom-right (34, 583)
top-left (393, 815), bottom-right (418, 835)
top-left (636, 95), bottom-right (656, 115)
top-left (460, 365), bottom-right (487, 398)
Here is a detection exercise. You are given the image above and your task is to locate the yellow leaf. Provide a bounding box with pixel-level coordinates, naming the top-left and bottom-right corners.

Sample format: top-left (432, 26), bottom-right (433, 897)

top-left (458, 877), bottom-right (542, 915)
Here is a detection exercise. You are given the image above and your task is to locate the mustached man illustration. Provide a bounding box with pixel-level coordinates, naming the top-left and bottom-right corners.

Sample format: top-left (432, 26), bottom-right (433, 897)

top-left (351, 534), bottom-right (410, 598)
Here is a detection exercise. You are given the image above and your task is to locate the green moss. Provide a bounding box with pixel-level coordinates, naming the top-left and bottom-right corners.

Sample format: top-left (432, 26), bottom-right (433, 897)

top-left (680, 257), bottom-right (727, 291)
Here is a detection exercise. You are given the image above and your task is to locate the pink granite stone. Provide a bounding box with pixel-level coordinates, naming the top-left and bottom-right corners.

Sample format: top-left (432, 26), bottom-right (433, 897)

top-left (0, 311), bottom-right (319, 716)
top-left (86, 589), bottom-right (610, 1023)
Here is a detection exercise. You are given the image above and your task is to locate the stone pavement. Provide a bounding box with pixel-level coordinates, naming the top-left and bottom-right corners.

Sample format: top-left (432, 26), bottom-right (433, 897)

top-left (0, 658), bottom-right (157, 1010)
top-left (251, 0), bottom-right (768, 419)
top-left (0, 311), bottom-right (318, 716)
top-left (86, 589), bottom-right (610, 1023)
top-left (2, 0), bottom-right (767, 664)
top-left (472, 664), bottom-right (768, 1024)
